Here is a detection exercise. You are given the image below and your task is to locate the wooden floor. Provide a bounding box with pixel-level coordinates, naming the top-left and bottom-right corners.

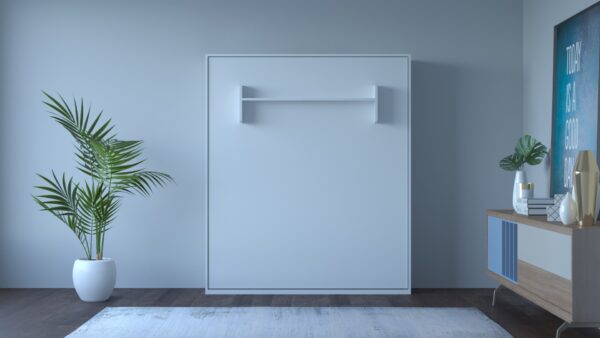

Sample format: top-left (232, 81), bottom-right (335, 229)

top-left (0, 288), bottom-right (599, 338)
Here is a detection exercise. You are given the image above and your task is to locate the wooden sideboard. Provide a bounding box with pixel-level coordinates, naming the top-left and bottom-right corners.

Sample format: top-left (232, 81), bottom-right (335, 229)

top-left (487, 210), bottom-right (600, 338)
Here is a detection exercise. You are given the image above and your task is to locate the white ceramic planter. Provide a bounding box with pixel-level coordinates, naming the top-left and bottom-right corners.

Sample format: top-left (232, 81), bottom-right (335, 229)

top-left (512, 170), bottom-right (527, 211)
top-left (73, 258), bottom-right (116, 302)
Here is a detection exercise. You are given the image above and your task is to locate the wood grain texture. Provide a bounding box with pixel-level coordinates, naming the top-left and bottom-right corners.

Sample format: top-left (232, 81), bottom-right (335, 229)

top-left (487, 210), bottom-right (573, 235)
top-left (2, 288), bottom-right (600, 338)
top-left (517, 260), bottom-right (572, 314)
top-left (489, 271), bottom-right (572, 322)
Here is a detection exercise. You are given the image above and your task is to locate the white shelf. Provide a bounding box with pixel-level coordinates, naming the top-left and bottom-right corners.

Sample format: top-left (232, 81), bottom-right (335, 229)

top-left (239, 85), bottom-right (379, 123)
top-left (242, 97), bottom-right (376, 102)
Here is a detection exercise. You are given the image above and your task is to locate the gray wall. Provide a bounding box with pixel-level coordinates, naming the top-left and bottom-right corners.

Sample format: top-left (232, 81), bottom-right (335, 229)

top-left (0, 0), bottom-right (522, 288)
top-left (523, 0), bottom-right (598, 196)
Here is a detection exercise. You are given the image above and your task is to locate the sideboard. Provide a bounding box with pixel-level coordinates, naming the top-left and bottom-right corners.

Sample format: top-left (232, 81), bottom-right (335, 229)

top-left (487, 210), bottom-right (600, 338)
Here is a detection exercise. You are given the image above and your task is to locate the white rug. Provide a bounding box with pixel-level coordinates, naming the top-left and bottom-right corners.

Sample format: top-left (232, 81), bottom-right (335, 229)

top-left (67, 307), bottom-right (512, 338)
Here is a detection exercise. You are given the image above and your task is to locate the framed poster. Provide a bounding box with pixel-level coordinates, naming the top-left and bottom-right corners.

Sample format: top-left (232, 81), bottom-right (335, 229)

top-left (551, 3), bottom-right (600, 195)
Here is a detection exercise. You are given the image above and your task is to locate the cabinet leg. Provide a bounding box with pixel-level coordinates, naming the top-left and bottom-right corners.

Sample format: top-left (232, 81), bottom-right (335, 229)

top-left (492, 284), bottom-right (502, 307)
top-left (556, 322), bottom-right (569, 338)
top-left (556, 321), bottom-right (600, 338)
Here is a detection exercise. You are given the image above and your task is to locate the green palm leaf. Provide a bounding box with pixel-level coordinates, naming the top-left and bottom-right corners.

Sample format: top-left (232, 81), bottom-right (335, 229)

top-left (33, 172), bottom-right (92, 258)
top-left (34, 93), bottom-right (172, 260)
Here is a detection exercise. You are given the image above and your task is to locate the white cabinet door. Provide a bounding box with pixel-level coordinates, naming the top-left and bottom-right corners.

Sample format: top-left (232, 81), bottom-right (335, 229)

top-left (518, 223), bottom-right (572, 280)
top-left (206, 55), bottom-right (411, 294)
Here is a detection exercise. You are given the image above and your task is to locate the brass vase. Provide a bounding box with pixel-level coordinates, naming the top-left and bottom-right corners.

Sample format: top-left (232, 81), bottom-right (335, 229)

top-left (573, 150), bottom-right (600, 226)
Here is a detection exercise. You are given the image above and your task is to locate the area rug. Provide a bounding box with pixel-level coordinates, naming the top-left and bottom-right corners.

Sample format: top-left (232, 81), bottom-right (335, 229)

top-left (67, 307), bottom-right (512, 338)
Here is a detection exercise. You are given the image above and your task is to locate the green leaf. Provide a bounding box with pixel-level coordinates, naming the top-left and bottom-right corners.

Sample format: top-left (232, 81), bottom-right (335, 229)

top-left (36, 93), bottom-right (174, 259)
top-left (499, 135), bottom-right (548, 171)
top-left (33, 172), bottom-right (91, 235)
top-left (514, 134), bottom-right (548, 166)
top-left (499, 153), bottom-right (524, 171)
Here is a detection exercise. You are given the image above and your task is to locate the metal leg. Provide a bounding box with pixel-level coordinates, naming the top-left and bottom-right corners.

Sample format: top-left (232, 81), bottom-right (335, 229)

top-left (556, 322), bottom-right (569, 338)
top-left (492, 284), bottom-right (502, 307)
top-left (555, 321), bottom-right (600, 338)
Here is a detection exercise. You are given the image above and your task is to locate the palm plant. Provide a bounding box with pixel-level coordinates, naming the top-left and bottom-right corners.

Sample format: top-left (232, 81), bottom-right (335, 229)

top-left (33, 93), bottom-right (173, 260)
top-left (499, 134), bottom-right (548, 171)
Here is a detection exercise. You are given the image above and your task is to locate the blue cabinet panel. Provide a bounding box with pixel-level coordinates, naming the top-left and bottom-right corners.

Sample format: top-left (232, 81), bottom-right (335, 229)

top-left (488, 216), bottom-right (503, 275)
top-left (488, 216), bottom-right (518, 283)
top-left (502, 221), bottom-right (518, 282)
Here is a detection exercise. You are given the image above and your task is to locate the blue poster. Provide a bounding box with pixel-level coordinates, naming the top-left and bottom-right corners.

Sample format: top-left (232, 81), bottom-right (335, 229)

top-left (552, 3), bottom-right (600, 195)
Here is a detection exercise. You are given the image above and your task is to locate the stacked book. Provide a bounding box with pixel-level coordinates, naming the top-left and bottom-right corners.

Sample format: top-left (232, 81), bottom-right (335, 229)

top-left (515, 198), bottom-right (554, 216)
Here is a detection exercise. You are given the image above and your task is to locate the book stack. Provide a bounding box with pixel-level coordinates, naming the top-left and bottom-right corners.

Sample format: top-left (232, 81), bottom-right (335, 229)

top-left (515, 198), bottom-right (554, 216)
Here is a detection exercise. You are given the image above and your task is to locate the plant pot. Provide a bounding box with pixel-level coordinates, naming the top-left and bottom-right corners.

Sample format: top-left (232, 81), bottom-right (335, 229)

top-left (512, 170), bottom-right (527, 211)
top-left (72, 258), bottom-right (116, 302)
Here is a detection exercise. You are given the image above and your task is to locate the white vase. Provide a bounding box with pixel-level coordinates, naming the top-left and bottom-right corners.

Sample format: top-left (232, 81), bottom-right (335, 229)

top-left (513, 170), bottom-right (527, 211)
top-left (559, 192), bottom-right (577, 225)
top-left (73, 258), bottom-right (116, 302)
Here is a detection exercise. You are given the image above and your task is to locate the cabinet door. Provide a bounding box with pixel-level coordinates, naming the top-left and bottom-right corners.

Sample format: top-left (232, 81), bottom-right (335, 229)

top-left (488, 217), bottom-right (517, 282)
top-left (518, 223), bottom-right (571, 280)
top-left (207, 55), bottom-right (410, 293)
top-left (488, 216), bottom-right (503, 275)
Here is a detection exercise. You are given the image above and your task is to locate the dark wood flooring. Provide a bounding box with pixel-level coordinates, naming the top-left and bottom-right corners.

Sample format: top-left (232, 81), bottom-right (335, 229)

top-left (0, 288), bottom-right (599, 338)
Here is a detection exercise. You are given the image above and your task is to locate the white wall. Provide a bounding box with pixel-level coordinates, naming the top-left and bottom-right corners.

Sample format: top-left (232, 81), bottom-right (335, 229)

top-left (522, 0), bottom-right (598, 196)
top-left (0, 0), bottom-right (522, 288)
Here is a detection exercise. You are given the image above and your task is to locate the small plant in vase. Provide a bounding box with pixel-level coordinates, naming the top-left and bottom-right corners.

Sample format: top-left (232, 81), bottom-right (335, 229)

top-left (33, 93), bottom-right (173, 302)
top-left (499, 135), bottom-right (548, 211)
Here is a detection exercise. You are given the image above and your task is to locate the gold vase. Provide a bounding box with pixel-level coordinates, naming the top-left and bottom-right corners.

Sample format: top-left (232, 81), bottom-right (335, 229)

top-left (573, 150), bottom-right (600, 226)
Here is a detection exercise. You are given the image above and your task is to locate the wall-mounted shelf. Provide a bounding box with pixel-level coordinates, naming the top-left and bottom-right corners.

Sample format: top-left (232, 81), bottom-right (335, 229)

top-left (239, 85), bottom-right (379, 123)
top-left (242, 97), bottom-right (376, 102)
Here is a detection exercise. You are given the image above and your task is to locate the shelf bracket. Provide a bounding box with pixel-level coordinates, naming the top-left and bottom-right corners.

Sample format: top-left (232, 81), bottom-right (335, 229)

top-left (239, 85), bottom-right (244, 123)
top-left (373, 85), bottom-right (379, 124)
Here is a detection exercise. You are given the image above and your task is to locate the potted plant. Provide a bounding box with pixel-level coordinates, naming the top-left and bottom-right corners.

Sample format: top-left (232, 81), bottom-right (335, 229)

top-left (499, 134), bottom-right (548, 210)
top-left (33, 93), bottom-right (172, 302)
